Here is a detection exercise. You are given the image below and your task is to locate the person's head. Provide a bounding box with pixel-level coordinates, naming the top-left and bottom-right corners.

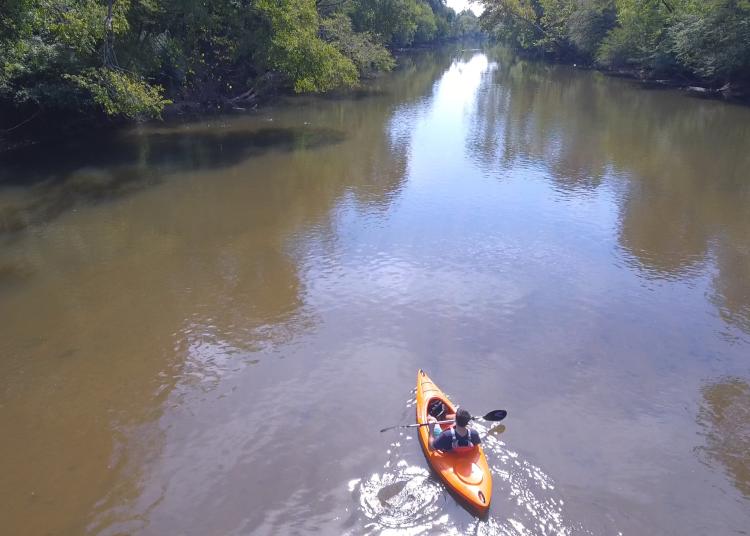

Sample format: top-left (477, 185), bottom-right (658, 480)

top-left (456, 408), bottom-right (472, 427)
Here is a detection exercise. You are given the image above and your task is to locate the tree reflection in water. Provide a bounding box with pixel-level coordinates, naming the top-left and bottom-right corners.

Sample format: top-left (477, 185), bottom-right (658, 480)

top-left (466, 46), bottom-right (750, 337)
top-left (697, 378), bottom-right (750, 499)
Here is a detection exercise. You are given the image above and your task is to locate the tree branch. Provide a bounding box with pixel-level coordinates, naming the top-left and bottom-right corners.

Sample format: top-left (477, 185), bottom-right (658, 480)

top-left (1, 107), bottom-right (42, 134)
top-left (103, 0), bottom-right (119, 68)
top-left (496, 5), bottom-right (566, 49)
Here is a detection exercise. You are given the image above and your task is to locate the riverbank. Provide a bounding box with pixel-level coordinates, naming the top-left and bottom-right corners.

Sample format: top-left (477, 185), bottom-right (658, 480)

top-left (1, 1), bottom-right (484, 155)
top-left (600, 67), bottom-right (750, 103)
top-left (0, 73), bottom-right (286, 155)
top-left (477, 0), bottom-right (750, 107)
top-left (0, 41), bottom-right (470, 155)
top-left (504, 46), bottom-right (750, 105)
top-left (3, 40), bottom-right (746, 156)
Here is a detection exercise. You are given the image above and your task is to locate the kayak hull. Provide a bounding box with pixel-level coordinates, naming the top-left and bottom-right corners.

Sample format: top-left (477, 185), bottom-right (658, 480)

top-left (416, 369), bottom-right (492, 516)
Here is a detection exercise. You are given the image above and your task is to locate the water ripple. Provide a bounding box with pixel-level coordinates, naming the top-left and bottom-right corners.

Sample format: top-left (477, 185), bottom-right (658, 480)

top-left (350, 397), bottom-right (586, 535)
top-left (353, 462), bottom-right (447, 534)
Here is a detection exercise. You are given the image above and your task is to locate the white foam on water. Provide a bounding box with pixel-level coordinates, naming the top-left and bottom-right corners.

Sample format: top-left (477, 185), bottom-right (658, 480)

top-left (348, 397), bottom-right (590, 535)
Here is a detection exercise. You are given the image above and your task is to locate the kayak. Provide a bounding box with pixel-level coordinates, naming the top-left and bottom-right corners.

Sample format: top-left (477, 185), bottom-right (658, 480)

top-left (416, 369), bottom-right (492, 515)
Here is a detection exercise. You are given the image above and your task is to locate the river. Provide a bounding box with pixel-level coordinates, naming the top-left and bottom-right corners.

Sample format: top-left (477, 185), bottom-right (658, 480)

top-left (1, 46), bottom-right (749, 536)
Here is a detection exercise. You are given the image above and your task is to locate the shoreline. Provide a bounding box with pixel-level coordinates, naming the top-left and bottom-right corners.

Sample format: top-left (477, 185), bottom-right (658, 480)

top-left (597, 67), bottom-right (749, 104)
top-left (0, 40), bottom-right (484, 154)
top-left (504, 45), bottom-right (750, 105)
top-left (3, 45), bottom-right (748, 155)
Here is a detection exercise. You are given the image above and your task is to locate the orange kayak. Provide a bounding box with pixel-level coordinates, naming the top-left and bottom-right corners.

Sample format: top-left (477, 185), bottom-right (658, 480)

top-left (416, 369), bottom-right (492, 515)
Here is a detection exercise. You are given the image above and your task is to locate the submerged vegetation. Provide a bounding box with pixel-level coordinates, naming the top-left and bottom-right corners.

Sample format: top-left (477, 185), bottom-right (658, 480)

top-left (0, 0), bottom-right (482, 140)
top-left (479, 0), bottom-right (750, 94)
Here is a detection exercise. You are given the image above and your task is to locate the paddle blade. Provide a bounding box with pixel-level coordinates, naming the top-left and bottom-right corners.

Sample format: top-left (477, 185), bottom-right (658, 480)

top-left (482, 409), bottom-right (507, 422)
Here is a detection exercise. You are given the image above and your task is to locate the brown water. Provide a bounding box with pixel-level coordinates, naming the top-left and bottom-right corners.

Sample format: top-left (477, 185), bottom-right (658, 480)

top-left (1, 47), bottom-right (749, 536)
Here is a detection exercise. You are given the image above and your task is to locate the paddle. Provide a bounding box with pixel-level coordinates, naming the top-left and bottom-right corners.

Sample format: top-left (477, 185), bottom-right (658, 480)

top-left (483, 423), bottom-right (506, 440)
top-left (379, 409), bottom-right (507, 433)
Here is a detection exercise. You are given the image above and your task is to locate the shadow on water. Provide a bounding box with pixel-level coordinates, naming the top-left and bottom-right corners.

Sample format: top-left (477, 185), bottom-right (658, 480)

top-left (696, 378), bottom-right (750, 499)
top-left (319, 88), bottom-right (389, 101)
top-left (0, 126), bottom-right (346, 234)
top-left (0, 126), bottom-right (347, 184)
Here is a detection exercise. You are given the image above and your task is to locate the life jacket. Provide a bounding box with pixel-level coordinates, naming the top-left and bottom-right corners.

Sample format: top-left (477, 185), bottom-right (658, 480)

top-left (450, 427), bottom-right (475, 451)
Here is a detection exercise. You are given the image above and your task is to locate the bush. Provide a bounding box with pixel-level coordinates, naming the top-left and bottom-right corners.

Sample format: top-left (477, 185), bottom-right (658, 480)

top-left (67, 68), bottom-right (170, 118)
top-left (321, 14), bottom-right (395, 77)
top-left (256, 0), bottom-right (358, 92)
top-left (595, 0), bottom-right (676, 74)
top-left (670, 1), bottom-right (750, 82)
top-left (567, 0), bottom-right (617, 59)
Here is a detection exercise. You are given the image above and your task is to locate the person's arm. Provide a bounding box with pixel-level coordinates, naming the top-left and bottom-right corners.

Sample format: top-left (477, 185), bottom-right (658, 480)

top-left (471, 429), bottom-right (481, 445)
top-left (428, 417), bottom-right (438, 450)
top-left (430, 415), bottom-right (454, 450)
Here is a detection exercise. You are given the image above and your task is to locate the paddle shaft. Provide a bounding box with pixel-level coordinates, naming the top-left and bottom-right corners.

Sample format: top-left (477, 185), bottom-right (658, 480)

top-left (379, 419), bottom-right (454, 433)
top-left (414, 418), bottom-right (455, 428)
top-left (380, 410), bottom-right (507, 433)
top-left (379, 411), bottom-right (506, 433)
top-left (412, 414), bottom-right (498, 428)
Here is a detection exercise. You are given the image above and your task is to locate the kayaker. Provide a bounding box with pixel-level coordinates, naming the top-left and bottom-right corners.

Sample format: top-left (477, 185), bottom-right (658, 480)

top-left (428, 408), bottom-right (480, 451)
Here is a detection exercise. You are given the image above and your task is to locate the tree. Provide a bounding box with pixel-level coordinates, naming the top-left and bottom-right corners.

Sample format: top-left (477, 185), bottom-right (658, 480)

top-left (320, 12), bottom-right (395, 77)
top-left (1, 0), bottom-right (467, 134)
top-left (567, 0), bottom-right (617, 59)
top-left (596, 0), bottom-right (676, 72)
top-left (669, 0), bottom-right (750, 83)
top-left (480, 0), bottom-right (566, 54)
top-left (413, 1), bottom-right (439, 42)
top-left (0, 0), bottom-right (168, 119)
top-left (349, 0), bottom-right (419, 46)
top-left (255, 0), bottom-right (358, 92)
top-left (455, 9), bottom-right (483, 37)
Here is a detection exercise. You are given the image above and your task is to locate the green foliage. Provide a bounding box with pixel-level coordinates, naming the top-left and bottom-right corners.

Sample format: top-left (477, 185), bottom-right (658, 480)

top-left (0, 0), bottom-right (163, 116)
top-left (566, 0), bottom-right (617, 59)
top-left (1, 0), bottom-right (479, 131)
top-left (538, 0), bottom-right (577, 52)
top-left (413, 1), bottom-right (438, 42)
top-left (256, 0), bottom-right (358, 92)
top-left (455, 9), bottom-right (483, 37)
top-left (68, 68), bottom-right (170, 118)
top-left (347, 0), bottom-right (465, 46)
top-left (480, 0), bottom-right (550, 52)
top-left (595, 0), bottom-right (674, 71)
top-left (50, 1), bottom-right (125, 55)
top-left (480, 0), bottom-right (750, 83)
top-left (321, 13), bottom-right (396, 77)
top-left (669, 0), bottom-right (750, 81)
top-left (349, 0), bottom-right (419, 46)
